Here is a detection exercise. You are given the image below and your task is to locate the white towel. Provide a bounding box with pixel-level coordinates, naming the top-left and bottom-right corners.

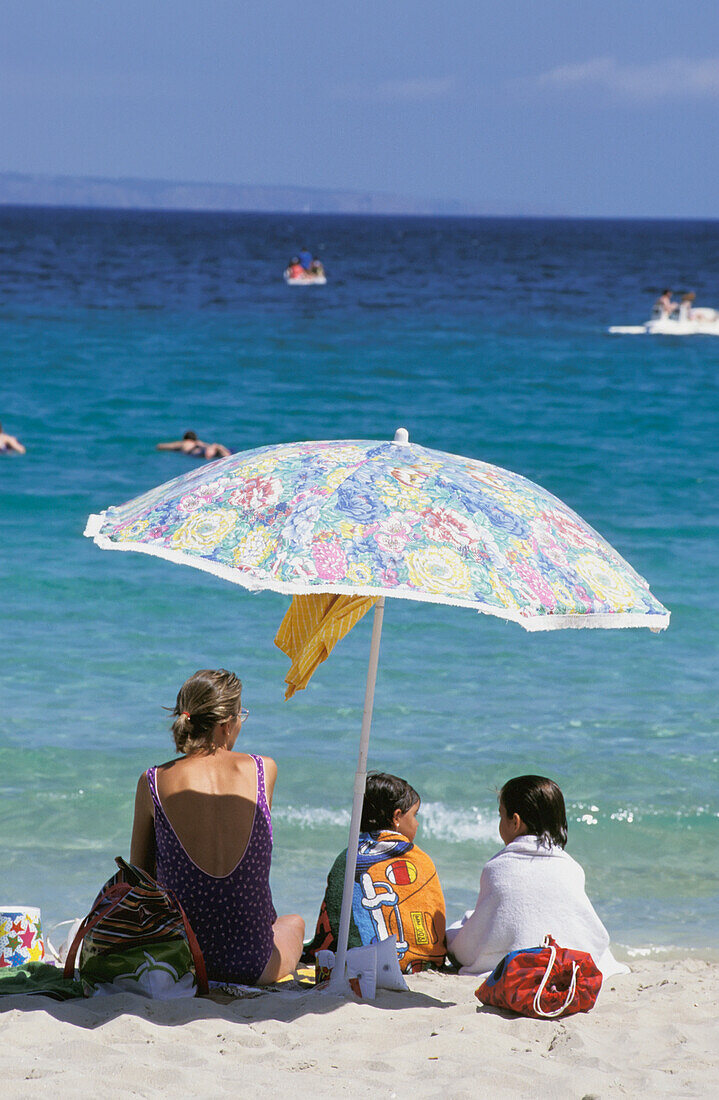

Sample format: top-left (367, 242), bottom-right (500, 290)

top-left (445, 836), bottom-right (628, 980)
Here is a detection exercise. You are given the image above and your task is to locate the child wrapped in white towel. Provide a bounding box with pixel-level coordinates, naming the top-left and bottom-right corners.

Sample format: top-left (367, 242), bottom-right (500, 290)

top-left (446, 775), bottom-right (628, 981)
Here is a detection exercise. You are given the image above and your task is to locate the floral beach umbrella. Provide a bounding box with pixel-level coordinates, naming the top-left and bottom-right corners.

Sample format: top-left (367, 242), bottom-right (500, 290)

top-left (84, 430), bottom-right (669, 630)
top-left (84, 429), bottom-right (669, 989)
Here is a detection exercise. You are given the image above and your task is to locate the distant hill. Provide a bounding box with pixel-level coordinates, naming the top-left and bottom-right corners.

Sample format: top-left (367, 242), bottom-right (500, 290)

top-left (0, 172), bottom-right (500, 216)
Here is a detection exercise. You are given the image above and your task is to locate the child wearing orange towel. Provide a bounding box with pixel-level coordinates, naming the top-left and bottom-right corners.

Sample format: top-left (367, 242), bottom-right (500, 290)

top-left (304, 773), bottom-right (446, 973)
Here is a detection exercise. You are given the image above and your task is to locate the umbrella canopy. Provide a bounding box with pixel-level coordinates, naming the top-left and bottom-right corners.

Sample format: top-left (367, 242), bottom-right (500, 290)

top-left (84, 429), bottom-right (669, 992)
top-left (85, 433), bottom-right (669, 631)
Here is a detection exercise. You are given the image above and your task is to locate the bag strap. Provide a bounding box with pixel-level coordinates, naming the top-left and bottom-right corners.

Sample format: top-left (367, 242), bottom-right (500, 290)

top-left (163, 885), bottom-right (209, 995)
top-left (63, 882), bottom-right (132, 980)
top-left (532, 938), bottom-right (579, 1019)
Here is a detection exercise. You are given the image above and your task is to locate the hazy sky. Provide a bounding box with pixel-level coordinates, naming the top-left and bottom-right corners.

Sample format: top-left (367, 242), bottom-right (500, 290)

top-left (2, 1), bottom-right (718, 216)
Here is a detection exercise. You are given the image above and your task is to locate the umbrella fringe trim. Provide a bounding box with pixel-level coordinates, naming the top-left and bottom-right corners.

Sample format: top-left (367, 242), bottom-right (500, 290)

top-left (84, 515), bottom-right (670, 633)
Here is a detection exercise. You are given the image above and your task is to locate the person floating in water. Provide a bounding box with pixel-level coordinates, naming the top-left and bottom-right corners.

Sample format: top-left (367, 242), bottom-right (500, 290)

top-left (0, 421), bottom-right (26, 454)
top-left (156, 431), bottom-right (231, 460)
top-left (654, 289), bottom-right (677, 318)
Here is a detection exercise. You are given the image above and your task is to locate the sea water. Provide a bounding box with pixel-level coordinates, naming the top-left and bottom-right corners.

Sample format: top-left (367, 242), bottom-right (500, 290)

top-left (1, 208), bottom-right (717, 956)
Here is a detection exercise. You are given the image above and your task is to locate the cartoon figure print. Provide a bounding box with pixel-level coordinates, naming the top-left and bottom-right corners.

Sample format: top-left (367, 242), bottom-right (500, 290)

top-left (354, 858), bottom-right (438, 962)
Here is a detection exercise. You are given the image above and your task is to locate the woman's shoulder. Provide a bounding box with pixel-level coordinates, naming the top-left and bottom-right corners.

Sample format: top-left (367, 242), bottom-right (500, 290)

top-left (231, 750), bottom-right (276, 768)
top-left (152, 757), bottom-right (183, 772)
top-left (232, 752), bottom-right (277, 784)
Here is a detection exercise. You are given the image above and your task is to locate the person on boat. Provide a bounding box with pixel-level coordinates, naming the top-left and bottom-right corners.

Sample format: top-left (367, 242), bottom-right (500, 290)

top-left (156, 431), bottom-right (231, 460)
top-left (309, 259), bottom-right (325, 278)
top-left (287, 258), bottom-right (306, 279)
top-left (654, 289), bottom-right (677, 318)
top-left (0, 421), bottom-right (26, 454)
top-left (298, 249), bottom-right (313, 271)
top-left (678, 292), bottom-right (696, 323)
top-left (130, 668), bottom-right (305, 985)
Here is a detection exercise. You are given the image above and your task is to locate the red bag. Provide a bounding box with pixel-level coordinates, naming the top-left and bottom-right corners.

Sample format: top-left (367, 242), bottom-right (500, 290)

top-left (475, 934), bottom-right (602, 1018)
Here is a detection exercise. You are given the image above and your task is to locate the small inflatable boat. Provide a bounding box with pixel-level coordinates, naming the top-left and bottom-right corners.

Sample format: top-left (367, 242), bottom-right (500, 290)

top-left (610, 307), bottom-right (719, 336)
top-left (283, 269), bottom-right (327, 286)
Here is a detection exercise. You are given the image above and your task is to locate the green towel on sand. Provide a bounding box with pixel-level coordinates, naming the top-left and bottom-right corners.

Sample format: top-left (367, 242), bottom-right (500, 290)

top-left (0, 961), bottom-right (84, 1000)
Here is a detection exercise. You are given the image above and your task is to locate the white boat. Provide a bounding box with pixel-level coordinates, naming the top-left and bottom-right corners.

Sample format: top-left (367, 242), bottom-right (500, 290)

top-left (283, 269), bottom-right (327, 286)
top-left (609, 306), bottom-right (719, 336)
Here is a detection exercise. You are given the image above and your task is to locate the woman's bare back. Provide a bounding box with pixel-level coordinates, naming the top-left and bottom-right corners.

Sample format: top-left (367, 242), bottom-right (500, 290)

top-left (153, 751), bottom-right (276, 877)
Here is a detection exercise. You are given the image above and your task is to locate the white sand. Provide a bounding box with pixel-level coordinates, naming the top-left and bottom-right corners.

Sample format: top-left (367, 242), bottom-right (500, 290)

top-left (2, 958), bottom-right (717, 1098)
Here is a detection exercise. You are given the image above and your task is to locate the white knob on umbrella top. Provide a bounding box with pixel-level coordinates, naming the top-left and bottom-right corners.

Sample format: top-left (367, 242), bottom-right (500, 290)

top-left (393, 427), bottom-right (410, 443)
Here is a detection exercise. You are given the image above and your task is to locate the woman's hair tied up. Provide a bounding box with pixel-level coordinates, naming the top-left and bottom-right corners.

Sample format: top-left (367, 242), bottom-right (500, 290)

top-left (169, 669), bottom-right (242, 755)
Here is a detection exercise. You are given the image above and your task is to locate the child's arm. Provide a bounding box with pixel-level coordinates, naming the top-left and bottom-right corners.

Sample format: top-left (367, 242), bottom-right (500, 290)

top-left (444, 864), bottom-right (494, 966)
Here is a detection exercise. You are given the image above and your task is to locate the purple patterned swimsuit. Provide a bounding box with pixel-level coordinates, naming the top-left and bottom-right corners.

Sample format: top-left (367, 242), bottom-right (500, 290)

top-left (146, 755), bottom-right (277, 984)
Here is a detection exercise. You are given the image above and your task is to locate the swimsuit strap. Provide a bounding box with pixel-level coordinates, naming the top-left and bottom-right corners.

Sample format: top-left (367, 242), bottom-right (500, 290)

top-left (146, 766), bottom-right (162, 814)
top-left (249, 754), bottom-right (270, 822)
top-left (250, 754), bottom-right (266, 805)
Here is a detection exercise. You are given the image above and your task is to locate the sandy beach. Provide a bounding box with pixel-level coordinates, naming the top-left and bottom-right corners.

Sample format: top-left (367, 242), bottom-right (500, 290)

top-left (2, 957), bottom-right (717, 1098)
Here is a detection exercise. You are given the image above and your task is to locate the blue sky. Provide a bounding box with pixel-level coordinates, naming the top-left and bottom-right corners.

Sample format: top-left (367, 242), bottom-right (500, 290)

top-left (2, 1), bottom-right (718, 216)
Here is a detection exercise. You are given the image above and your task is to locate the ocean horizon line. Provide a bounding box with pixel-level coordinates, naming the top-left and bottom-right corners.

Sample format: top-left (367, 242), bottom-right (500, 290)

top-left (2, 200), bottom-right (719, 227)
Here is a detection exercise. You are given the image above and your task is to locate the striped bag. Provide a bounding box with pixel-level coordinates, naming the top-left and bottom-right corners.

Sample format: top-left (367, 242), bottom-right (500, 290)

top-left (63, 858), bottom-right (208, 997)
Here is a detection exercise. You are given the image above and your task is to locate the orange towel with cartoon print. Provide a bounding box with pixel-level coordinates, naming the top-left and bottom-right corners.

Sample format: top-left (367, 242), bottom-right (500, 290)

top-left (304, 830), bottom-right (446, 973)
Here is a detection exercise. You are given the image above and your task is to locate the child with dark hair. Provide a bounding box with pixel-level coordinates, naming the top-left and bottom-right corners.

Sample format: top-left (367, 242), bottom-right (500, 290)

top-left (359, 772), bottom-right (421, 835)
top-left (446, 775), bottom-right (628, 980)
top-left (305, 772), bottom-right (446, 973)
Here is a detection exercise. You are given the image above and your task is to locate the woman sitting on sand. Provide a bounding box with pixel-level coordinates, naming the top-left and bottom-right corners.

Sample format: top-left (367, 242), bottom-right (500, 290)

top-left (130, 668), bottom-right (304, 985)
top-left (446, 775), bottom-right (627, 980)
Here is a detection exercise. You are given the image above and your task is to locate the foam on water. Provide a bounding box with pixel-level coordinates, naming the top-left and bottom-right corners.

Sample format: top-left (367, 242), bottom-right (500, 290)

top-left (273, 801), bottom-right (498, 843)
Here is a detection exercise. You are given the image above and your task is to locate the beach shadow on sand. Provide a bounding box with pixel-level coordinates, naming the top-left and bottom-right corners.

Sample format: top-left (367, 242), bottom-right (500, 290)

top-left (1, 984), bottom-right (456, 1030)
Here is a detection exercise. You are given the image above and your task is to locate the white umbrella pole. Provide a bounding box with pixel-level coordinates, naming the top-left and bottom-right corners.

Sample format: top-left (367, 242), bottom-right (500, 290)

top-left (327, 595), bottom-right (386, 993)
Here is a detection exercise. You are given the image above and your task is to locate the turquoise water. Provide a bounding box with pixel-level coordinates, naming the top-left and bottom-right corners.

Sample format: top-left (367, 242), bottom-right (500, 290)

top-left (1, 208), bottom-right (717, 953)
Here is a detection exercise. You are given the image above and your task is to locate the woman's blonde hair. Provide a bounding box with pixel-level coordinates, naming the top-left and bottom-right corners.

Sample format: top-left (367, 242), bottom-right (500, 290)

top-left (170, 669), bottom-right (242, 754)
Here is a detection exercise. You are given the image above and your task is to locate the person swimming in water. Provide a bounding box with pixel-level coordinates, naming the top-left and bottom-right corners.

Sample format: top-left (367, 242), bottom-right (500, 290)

top-left (0, 421), bottom-right (26, 454)
top-left (156, 431), bottom-right (231, 460)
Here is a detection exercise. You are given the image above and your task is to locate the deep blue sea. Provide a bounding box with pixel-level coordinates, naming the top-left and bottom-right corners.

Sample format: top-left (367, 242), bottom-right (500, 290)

top-left (1, 207), bottom-right (717, 958)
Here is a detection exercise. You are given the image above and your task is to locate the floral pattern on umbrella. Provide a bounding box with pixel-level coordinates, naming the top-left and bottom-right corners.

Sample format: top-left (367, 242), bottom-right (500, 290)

top-left (85, 438), bottom-right (669, 631)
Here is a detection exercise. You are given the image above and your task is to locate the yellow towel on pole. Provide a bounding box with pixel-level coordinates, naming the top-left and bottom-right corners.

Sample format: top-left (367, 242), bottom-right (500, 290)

top-left (275, 593), bottom-right (378, 699)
